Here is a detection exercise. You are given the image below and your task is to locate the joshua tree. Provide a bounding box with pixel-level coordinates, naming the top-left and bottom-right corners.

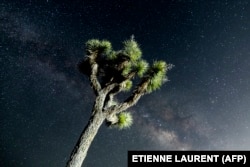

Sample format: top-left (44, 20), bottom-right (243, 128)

top-left (66, 36), bottom-right (173, 167)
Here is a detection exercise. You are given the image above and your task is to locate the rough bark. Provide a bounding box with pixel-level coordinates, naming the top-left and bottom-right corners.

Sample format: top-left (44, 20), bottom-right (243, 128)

top-left (66, 94), bottom-right (106, 167)
top-left (66, 111), bottom-right (105, 167)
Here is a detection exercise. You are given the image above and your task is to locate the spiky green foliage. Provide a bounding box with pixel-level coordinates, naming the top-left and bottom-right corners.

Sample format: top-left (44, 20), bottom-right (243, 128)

top-left (146, 61), bottom-right (168, 93)
top-left (152, 60), bottom-right (167, 73)
top-left (100, 40), bottom-right (112, 54)
top-left (85, 39), bottom-right (100, 50)
top-left (147, 72), bottom-right (166, 93)
top-left (106, 50), bottom-right (117, 60)
top-left (117, 112), bottom-right (133, 129)
top-left (123, 39), bottom-right (142, 62)
top-left (135, 59), bottom-right (149, 77)
top-left (122, 62), bottom-right (132, 76)
top-left (121, 80), bottom-right (133, 91)
top-left (83, 39), bottom-right (171, 94)
top-left (86, 39), bottom-right (112, 54)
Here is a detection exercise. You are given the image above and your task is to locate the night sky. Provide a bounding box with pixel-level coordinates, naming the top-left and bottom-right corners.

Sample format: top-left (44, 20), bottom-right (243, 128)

top-left (1, 0), bottom-right (250, 166)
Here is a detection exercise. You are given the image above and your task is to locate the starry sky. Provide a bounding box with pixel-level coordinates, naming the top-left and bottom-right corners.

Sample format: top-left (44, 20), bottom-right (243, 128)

top-left (1, 0), bottom-right (250, 166)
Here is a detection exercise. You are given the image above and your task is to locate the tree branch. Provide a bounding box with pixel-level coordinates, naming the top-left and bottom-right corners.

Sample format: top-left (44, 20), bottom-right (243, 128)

top-left (102, 71), bottom-right (136, 110)
top-left (106, 78), bottom-right (150, 115)
top-left (88, 52), bottom-right (101, 95)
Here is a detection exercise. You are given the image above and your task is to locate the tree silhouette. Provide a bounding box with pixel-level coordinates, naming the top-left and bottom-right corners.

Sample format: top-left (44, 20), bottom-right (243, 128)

top-left (66, 36), bottom-right (173, 167)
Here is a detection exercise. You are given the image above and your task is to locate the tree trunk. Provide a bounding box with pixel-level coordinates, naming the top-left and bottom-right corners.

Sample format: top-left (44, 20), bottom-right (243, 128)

top-left (66, 110), bottom-right (105, 167)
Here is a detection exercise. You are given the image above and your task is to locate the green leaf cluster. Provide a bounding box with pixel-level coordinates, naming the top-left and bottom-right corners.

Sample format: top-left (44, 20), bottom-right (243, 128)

top-left (86, 39), bottom-right (112, 54)
top-left (146, 61), bottom-right (168, 93)
top-left (106, 50), bottom-right (117, 60)
top-left (121, 62), bottom-right (132, 76)
top-left (121, 79), bottom-right (133, 91)
top-left (117, 112), bottom-right (133, 129)
top-left (135, 60), bottom-right (149, 77)
top-left (121, 59), bottom-right (149, 78)
top-left (122, 39), bottom-right (142, 62)
top-left (85, 38), bottom-right (171, 91)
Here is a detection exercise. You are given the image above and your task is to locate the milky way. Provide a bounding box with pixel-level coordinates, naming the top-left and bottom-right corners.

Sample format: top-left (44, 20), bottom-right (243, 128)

top-left (1, 1), bottom-right (250, 167)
